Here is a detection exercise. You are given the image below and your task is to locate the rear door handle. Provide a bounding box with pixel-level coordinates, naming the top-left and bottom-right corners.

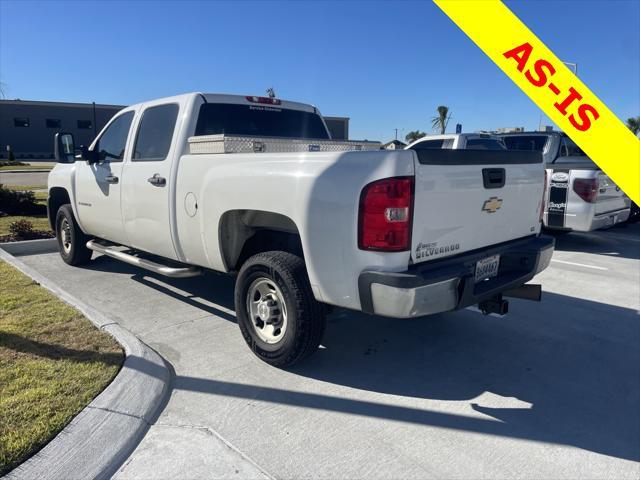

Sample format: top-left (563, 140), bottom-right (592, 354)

top-left (147, 174), bottom-right (166, 187)
top-left (105, 175), bottom-right (119, 184)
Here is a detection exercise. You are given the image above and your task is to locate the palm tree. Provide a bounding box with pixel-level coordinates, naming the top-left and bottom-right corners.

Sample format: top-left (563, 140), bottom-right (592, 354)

top-left (0, 82), bottom-right (6, 99)
top-left (405, 130), bottom-right (427, 143)
top-left (431, 105), bottom-right (451, 134)
top-left (626, 116), bottom-right (640, 136)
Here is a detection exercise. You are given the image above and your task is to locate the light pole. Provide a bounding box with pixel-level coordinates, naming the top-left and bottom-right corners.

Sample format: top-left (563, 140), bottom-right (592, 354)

top-left (92, 102), bottom-right (97, 140)
top-left (563, 61), bottom-right (578, 76)
top-left (537, 61), bottom-right (578, 131)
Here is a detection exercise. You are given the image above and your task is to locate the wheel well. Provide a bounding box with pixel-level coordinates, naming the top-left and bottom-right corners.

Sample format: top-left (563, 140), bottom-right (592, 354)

top-left (219, 210), bottom-right (303, 272)
top-left (47, 187), bottom-right (70, 230)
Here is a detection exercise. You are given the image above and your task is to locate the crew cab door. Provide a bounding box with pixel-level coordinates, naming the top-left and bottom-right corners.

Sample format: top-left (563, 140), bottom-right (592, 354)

top-left (75, 111), bottom-right (134, 243)
top-left (121, 102), bottom-right (180, 260)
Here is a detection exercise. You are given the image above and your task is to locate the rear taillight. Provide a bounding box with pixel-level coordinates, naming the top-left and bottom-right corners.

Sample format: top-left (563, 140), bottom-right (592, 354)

top-left (358, 177), bottom-right (414, 251)
top-left (540, 170), bottom-right (548, 222)
top-left (573, 178), bottom-right (598, 203)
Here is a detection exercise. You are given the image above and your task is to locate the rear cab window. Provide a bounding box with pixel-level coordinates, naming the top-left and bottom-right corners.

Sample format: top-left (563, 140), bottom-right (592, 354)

top-left (502, 135), bottom-right (549, 152)
top-left (465, 138), bottom-right (506, 150)
top-left (194, 103), bottom-right (329, 139)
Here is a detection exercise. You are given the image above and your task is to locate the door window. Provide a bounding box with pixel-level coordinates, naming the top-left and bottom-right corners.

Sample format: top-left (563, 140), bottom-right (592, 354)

top-left (133, 104), bottom-right (179, 161)
top-left (96, 111), bottom-right (134, 162)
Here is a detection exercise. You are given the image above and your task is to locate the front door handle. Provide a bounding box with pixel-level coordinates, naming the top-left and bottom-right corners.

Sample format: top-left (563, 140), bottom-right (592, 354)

top-left (105, 175), bottom-right (119, 184)
top-left (147, 174), bottom-right (166, 187)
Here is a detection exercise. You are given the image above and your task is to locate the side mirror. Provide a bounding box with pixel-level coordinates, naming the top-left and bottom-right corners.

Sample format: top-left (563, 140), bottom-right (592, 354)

top-left (54, 132), bottom-right (76, 163)
top-left (80, 145), bottom-right (100, 165)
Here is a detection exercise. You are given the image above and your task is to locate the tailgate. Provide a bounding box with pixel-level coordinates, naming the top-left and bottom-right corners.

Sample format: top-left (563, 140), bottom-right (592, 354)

top-left (410, 149), bottom-right (544, 264)
top-left (594, 172), bottom-right (630, 214)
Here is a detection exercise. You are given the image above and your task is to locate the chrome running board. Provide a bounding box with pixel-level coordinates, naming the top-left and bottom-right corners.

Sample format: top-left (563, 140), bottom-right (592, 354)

top-left (86, 240), bottom-right (202, 278)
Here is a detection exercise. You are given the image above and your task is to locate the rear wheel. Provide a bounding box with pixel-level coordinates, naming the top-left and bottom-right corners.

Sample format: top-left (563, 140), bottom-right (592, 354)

top-left (55, 204), bottom-right (92, 266)
top-left (235, 251), bottom-right (326, 367)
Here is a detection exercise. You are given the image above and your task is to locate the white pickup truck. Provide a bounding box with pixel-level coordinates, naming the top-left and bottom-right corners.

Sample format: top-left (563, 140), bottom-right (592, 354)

top-left (498, 131), bottom-right (631, 232)
top-left (48, 92), bottom-right (554, 366)
top-left (405, 133), bottom-right (507, 151)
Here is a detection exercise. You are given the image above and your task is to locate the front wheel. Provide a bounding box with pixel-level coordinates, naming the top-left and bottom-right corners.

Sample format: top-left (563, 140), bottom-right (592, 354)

top-left (235, 251), bottom-right (326, 367)
top-left (55, 204), bottom-right (92, 266)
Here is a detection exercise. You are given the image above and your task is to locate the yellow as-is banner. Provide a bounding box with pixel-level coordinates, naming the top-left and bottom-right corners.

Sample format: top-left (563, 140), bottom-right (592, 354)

top-left (434, 0), bottom-right (640, 204)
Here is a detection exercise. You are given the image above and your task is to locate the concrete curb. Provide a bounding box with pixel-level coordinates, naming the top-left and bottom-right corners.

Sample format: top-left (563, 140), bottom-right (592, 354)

top-left (0, 242), bottom-right (172, 480)
top-left (0, 169), bottom-right (52, 173)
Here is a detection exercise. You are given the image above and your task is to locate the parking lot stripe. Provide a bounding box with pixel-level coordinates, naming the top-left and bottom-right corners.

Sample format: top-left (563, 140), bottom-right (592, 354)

top-left (551, 259), bottom-right (608, 270)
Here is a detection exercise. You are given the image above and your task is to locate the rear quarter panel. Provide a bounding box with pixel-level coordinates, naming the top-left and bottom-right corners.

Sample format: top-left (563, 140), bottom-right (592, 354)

top-left (174, 150), bottom-right (415, 310)
top-left (544, 167), bottom-right (630, 231)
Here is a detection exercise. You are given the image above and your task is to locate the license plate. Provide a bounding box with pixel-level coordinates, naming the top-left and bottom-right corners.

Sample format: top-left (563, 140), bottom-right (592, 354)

top-left (475, 255), bottom-right (500, 283)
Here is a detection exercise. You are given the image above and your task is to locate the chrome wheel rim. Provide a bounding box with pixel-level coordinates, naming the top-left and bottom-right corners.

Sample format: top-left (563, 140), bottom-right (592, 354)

top-left (60, 218), bottom-right (72, 254)
top-left (246, 277), bottom-right (288, 344)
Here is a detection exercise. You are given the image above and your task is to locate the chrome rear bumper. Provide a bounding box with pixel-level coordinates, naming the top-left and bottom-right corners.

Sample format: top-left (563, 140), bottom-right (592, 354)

top-left (358, 235), bottom-right (554, 318)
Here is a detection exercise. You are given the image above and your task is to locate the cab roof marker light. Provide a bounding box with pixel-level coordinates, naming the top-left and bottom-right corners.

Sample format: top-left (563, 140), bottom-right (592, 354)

top-left (245, 96), bottom-right (282, 106)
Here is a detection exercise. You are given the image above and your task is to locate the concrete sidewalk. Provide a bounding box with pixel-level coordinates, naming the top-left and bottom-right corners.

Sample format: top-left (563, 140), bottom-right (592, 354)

top-left (16, 224), bottom-right (640, 479)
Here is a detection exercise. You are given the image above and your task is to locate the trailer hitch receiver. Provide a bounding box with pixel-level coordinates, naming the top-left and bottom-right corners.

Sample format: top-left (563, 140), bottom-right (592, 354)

top-left (478, 294), bottom-right (509, 316)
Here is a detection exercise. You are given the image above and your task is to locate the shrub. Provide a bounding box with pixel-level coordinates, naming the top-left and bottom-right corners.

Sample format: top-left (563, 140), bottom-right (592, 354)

top-left (9, 219), bottom-right (35, 240)
top-left (0, 160), bottom-right (27, 167)
top-left (0, 184), bottom-right (46, 215)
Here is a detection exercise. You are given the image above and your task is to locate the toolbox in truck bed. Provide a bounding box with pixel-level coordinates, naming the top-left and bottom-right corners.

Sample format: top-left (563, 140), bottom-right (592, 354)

top-left (188, 134), bottom-right (381, 154)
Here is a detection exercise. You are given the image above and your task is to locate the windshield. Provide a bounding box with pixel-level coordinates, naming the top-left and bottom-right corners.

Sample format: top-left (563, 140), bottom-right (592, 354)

top-left (502, 135), bottom-right (548, 152)
top-left (195, 103), bottom-right (330, 139)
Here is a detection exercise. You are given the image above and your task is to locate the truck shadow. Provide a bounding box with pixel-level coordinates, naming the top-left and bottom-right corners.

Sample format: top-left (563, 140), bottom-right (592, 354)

top-left (82, 255), bottom-right (639, 462)
top-left (550, 222), bottom-right (640, 260)
top-left (286, 292), bottom-right (639, 462)
top-left (83, 255), bottom-right (237, 322)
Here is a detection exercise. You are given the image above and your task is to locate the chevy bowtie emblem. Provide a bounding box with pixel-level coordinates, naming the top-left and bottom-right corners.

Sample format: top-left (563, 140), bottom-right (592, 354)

top-left (482, 196), bottom-right (503, 213)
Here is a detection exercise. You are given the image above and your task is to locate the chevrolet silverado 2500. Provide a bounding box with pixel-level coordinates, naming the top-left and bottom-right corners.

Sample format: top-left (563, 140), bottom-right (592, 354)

top-left (48, 93), bottom-right (554, 366)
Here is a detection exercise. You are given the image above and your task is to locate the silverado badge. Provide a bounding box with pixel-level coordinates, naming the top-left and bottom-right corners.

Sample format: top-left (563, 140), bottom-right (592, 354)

top-left (482, 196), bottom-right (503, 213)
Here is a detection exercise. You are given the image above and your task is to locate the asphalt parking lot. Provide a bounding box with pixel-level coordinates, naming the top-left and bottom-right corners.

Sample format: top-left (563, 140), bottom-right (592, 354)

top-left (16, 223), bottom-right (640, 479)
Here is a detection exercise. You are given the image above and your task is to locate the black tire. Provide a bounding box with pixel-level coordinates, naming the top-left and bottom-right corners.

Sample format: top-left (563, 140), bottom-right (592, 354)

top-left (235, 251), bottom-right (326, 367)
top-left (543, 226), bottom-right (571, 236)
top-left (55, 204), bottom-right (92, 266)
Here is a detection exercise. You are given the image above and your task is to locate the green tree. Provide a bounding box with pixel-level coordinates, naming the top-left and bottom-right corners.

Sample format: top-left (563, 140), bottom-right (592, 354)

top-left (626, 116), bottom-right (640, 136)
top-left (431, 105), bottom-right (451, 134)
top-left (405, 130), bottom-right (427, 143)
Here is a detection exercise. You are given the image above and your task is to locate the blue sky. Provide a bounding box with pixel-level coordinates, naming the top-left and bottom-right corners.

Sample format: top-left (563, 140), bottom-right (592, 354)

top-left (1, 0), bottom-right (638, 141)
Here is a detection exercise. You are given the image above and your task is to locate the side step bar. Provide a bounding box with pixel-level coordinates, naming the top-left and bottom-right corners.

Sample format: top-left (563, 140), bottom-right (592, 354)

top-left (86, 240), bottom-right (202, 278)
